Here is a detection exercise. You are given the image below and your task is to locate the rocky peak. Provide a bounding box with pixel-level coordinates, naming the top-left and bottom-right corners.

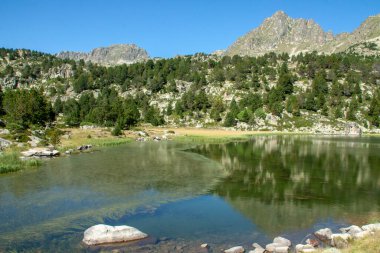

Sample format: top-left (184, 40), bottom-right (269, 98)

top-left (57, 44), bottom-right (149, 66)
top-left (225, 11), bottom-right (380, 57)
top-left (225, 11), bottom-right (332, 56)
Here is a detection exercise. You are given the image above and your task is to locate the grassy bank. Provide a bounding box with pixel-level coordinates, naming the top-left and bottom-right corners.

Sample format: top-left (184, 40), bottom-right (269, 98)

top-left (0, 150), bottom-right (41, 174)
top-left (315, 232), bottom-right (380, 253)
top-left (59, 127), bottom-right (133, 151)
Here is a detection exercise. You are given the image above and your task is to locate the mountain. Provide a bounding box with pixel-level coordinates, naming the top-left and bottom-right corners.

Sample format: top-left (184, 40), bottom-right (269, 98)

top-left (225, 11), bottom-right (380, 56)
top-left (56, 44), bottom-right (149, 65)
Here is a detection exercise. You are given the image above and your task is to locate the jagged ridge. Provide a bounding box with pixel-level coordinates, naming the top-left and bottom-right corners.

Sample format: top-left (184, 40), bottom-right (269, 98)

top-left (56, 44), bottom-right (149, 66)
top-left (225, 11), bottom-right (380, 56)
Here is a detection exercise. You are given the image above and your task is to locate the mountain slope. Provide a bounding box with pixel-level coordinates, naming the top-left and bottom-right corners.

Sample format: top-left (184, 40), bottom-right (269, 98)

top-left (56, 44), bottom-right (149, 66)
top-left (225, 11), bottom-right (380, 56)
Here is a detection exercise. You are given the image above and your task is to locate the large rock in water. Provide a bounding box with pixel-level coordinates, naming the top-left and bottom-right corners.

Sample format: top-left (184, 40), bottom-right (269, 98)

top-left (83, 224), bottom-right (148, 245)
top-left (224, 246), bottom-right (245, 253)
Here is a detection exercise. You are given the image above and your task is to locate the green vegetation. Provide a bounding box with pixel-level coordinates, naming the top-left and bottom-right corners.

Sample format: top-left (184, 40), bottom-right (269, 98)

top-left (1, 48), bottom-right (380, 133)
top-left (0, 151), bottom-right (41, 174)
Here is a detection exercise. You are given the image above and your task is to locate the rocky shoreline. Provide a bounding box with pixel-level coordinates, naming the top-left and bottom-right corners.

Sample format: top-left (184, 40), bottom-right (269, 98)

top-left (82, 222), bottom-right (380, 253)
top-left (219, 223), bottom-right (379, 253)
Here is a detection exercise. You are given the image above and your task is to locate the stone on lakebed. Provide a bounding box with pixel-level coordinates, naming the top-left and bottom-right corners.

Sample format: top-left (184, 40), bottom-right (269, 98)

top-left (83, 224), bottom-right (148, 245)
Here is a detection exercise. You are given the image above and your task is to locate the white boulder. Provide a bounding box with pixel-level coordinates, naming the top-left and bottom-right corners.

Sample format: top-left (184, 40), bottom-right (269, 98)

top-left (352, 230), bottom-right (373, 239)
top-left (266, 243), bottom-right (289, 252)
top-left (362, 223), bottom-right (380, 232)
top-left (295, 244), bottom-right (316, 253)
top-left (224, 246), bottom-right (245, 253)
top-left (273, 236), bottom-right (291, 247)
top-left (83, 224), bottom-right (148, 245)
top-left (249, 243), bottom-right (265, 253)
top-left (339, 225), bottom-right (362, 236)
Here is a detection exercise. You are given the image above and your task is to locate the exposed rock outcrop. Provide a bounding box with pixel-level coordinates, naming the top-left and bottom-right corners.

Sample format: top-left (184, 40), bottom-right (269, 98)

top-left (225, 11), bottom-right (380, 57)
top-left (57, 44), bottom-right (149, 66)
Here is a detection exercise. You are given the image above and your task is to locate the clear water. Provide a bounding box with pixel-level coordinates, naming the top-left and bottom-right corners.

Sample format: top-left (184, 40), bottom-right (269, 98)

top-left (1, 136), bottom-right (380, 252)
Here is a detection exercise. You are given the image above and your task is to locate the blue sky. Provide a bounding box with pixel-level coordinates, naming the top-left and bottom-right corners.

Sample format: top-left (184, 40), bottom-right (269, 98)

top-left (1, 0), bottom-right (380, 57)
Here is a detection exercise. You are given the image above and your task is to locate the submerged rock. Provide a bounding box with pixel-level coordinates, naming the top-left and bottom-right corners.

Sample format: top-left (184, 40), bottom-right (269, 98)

top-left (83, 224), bottom-right (148, 245)
top-left (200, 243), bottom-right (209, 248)
top-left (224, 246), bottom-right (245, 253)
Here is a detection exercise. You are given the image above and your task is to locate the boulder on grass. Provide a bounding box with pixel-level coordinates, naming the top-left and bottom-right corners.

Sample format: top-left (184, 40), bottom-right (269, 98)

top-left (331, 233), bottom-right (352, 248)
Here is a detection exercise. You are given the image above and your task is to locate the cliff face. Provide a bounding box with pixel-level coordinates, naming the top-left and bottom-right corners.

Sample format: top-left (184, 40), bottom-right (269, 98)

top-left (56, 44), bottom-right (149, 65)
top-left (225, 11), bottom-right (380, 56)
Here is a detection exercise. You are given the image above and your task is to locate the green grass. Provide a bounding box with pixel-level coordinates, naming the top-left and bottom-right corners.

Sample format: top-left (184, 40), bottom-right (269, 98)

top-left (59, 137), bottom-right (133, 153)
top-left (173, 134), bottom-right (253, 144)
top-left (0, 151), bottom-right (41, 174)
top-left (316, 232), bottom-right (380, 253)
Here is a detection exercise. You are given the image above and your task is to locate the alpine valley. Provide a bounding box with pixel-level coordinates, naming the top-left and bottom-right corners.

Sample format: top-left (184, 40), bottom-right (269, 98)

top-left (1, 11), bottom-right (380, 137)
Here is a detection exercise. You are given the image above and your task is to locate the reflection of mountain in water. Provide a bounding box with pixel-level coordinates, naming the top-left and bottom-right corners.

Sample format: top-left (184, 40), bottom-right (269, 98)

top-left (191, 136), bottom-right (380, 235)
top-left (0, 142), bottom-right (225, 249)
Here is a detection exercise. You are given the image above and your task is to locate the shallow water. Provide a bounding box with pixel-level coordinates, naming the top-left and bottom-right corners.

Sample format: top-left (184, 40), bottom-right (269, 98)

top-left (0, 136), bottom-right (380, 252)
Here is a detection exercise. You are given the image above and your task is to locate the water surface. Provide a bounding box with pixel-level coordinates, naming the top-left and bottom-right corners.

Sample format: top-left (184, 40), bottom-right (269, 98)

top-left (1, 136), bottom-right (380, 252)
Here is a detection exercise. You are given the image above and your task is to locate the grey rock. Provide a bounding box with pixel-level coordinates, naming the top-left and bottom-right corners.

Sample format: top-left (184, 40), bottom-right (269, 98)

top-left (273, 236), bottom-right (291, 247)
top-left (352, 230), bottom-right (373, 239)
top-left (21, 148), bottom-right (59, 157)
top-left (344, 122), bottom-right (362, 136)
top-left (339, 225), bottom-right (362, 236)
top-left (295, 244), bottom-right (316, 253)
top-left (252, 243), bottom-right (263, 249)
top-left (249, 248), bottom-right (265, 253)
top-left (321, 249), bottom-right (342, 253)
top-left (0, 129), bottom-right (10, 135)
top-left (57, 44), bottom-right (149, 66)
top-left (362, 223), bottom-right (380, 232)
top-left (0, 138), bottom-right (12, 148)
top-left (200, 243), bottom-right (209, 248)
top-left (330, 233), bottom-right (352, 248)
top-left (77, 144), bottom-right (92, 151)
top-left (266, 243), bottom-right (289, 252)
top-left (273, 246), bottom-right (289, 253)
top-left (314, 228), bottom-right (333, 241)
top-left (225, 11), bottom-right (380, 57)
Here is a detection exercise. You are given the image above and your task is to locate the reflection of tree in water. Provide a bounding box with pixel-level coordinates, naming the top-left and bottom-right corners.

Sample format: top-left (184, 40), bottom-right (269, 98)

top-left (192, 136), bottom-right (380, 235)
top-left (0, 142), bottom-right (225, 250)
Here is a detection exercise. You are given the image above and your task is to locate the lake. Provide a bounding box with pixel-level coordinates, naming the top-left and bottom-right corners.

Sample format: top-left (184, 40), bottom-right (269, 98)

top-left (0, 136), bottom-right (380, 252)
